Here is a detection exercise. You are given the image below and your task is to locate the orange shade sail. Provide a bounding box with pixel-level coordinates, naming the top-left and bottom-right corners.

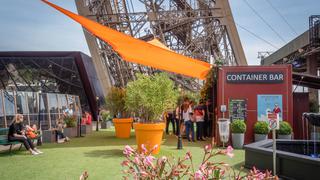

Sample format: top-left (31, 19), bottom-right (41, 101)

top-left (42, 0), bottom-right (211, 79)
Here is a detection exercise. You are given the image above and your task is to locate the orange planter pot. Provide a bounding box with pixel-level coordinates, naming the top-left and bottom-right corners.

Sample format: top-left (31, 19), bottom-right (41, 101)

top-left (112, 118), bottom-right (133, 138)
top-left (134, 123), bottom-right (165, 154)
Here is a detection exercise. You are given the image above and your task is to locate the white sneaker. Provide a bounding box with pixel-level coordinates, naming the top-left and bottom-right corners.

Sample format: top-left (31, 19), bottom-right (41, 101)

top-left (31, 150), bottom-right (39, 155)
top-left (35, 149), bottom-right (43, 154)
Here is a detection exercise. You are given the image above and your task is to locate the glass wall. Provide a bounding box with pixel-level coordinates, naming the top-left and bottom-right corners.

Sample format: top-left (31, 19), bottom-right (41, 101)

top-left (0, 92), bottom-right (4, 128)
top-left (0, 90), bottom-right (81, 130)
top-left (3, 91), bottom-right (15, 125)
top-left (48, 93), bottom-right (59, 129)
top-left (16, 91), bottom-right (29, 124)
top-left (27, 92), bottom-right (38, 126)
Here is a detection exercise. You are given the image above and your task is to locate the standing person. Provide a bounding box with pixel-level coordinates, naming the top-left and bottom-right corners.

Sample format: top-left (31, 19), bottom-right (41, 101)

top-left (64, 104), bottom-right (74, 117)
top-left (8, 114), bottom-right (43, 155)
top-left (183, 102), bottom-right (195, 142)
top-left (195, 101), bottom-right (205, 141)
top-left (203, 100), bottom-right (208, 138)
top-left (165, 110), bottom-right (175, 135)
top-left (175, 105), bottom-right (181, 136)
top-left (206, 100), bottom-right (213, 137)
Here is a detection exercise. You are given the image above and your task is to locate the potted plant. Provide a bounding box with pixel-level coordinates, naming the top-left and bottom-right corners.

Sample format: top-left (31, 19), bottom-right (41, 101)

top-left (100, 110), bottom-right (112, 129)
top-left (277, 121), bottom-right (292, 139)
top-left (126, 73), bottom-right (178, 154)
top-left (105, 87), bottom-right (132, 138)
top-left (254, 121), bottom-right (269, 142)
top-left (63, 116), bottom-right (77, 137)
top-left (231, 119), bottom-right (246, 149)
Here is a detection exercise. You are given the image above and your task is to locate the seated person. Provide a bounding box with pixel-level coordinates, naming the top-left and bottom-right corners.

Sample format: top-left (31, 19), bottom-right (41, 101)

top-left (8, 114), bottom-right (43, 155)
top-left (84, 111), bottom-right (92, 125)
top-left (26, 124), bottom-right (40, 139)
top-left (81, 112), bottom-right (87, 125)
top-left (55, 118), bottom-right (70, 143)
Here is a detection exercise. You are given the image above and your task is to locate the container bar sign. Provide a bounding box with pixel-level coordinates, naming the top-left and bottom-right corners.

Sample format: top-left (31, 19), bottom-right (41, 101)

top-left (226, 72), bottom-right (284, 84)
top-left (267, 113), bottom-right (279, 130)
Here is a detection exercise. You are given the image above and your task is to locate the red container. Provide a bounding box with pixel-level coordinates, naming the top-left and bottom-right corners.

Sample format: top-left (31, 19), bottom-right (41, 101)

top-left (216, 65), bottom-right (293, 143)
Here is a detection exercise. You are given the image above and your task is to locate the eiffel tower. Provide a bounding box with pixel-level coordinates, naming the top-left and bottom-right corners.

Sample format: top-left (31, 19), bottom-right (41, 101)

top-left (75, 0), bottom-right (247, 94)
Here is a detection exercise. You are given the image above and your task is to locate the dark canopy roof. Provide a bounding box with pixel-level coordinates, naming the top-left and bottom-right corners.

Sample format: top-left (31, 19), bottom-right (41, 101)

top-left (293, 72), bottom-right (320, 89)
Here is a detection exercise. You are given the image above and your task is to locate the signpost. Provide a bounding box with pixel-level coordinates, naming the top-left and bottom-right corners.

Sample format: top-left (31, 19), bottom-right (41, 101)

top-left (267, 113), bottom-right (279, 176)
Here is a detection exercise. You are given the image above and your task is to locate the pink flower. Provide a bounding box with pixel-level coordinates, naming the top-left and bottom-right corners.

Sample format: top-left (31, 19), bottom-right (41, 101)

top-left (194, 170), bottom-right (203, 180)
top-left (150, 144), bottom-right (159, 152)
top-left (204, 144), bottom-right (212, 153)
top-left (139, 171), bottom-right (148, 177)
top-left (199, 164), bottom-right (206, 171)
top-left (134, 156), bottom-right (140, 164)
top-left (141, 144), bottom-right (148, 154)
top-left (159, 156), bottom-right (167, 164)
top-left (257, 172), bottom-right (266, 179)
top-left (144, 155), bottom-right (155, 167)
top-left (123, 145), bottom-right (134, 156)
top-left (226, 146), bottom-right (234, 158)
top-left (184, 151), bottom-right (192, 160)
top-left (172, 170), bottom-right (180, 176)
top-left (121, 160), bottom-right (130, 167)
top-left (161, 156), bottom-right (167, 161)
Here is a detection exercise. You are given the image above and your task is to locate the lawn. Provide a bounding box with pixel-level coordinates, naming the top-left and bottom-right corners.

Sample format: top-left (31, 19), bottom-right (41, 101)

top-left (0, 128), bottom-right (245, 180)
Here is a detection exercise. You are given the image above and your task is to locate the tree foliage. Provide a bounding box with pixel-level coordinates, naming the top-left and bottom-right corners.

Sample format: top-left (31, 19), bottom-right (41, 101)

top-left (125, 73), bottom-right (178, 123)
top-left (104, 87), bottom-right (127, 118)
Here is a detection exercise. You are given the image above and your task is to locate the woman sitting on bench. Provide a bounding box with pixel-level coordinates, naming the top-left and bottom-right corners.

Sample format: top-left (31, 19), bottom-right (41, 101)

top-left (8, 114), bottom-right (43, 155)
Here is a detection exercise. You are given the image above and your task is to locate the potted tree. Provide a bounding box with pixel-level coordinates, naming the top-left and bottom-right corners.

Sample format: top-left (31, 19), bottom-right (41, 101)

top-left (126, 73), bottom-right (178, 154)
top-left (63, 116), bottom-right (77, 137)
top-left (254, 121), bottom-right (269, 142)
top-left (231, 119), bottom-right (246, 149)
top-left (105, 87), bottom-right (132, 138)
top-left (100, 110), bottom-right (112, 129)
top-left (277, 121), bottom-right (292, 139)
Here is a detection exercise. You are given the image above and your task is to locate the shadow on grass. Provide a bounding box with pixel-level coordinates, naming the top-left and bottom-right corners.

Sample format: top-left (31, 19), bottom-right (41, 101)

top-left (40, 130), bottom-right (136, 150)
top-left (84, 149), bottom-right (123, 159)
top-left (162, 134), bottom-right (212, 148)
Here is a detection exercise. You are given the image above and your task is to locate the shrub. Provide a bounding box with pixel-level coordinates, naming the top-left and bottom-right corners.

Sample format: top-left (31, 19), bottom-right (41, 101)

top-left (121, 144), bottom-right (277, 179)
top-left (231, 120), bottom-right (246, 133)
top-left (64, 116), bottom-right (77, 128)
top-left (177, 91), bottom-right (200, 105)
top-left (101, 111), bottom-right (111, 122)
top-left (254, 121), bottom-right (269, 134)
top-left (277, 121), bottom-right (292, 135)
top-left (125, 73), bottom-right (178, 123)
top-left (105, 87), bottom-right (127, 118)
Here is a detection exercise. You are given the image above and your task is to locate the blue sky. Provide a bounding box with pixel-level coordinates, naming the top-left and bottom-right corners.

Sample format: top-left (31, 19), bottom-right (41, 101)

top-left (0, 0), bottom-right (319, 65)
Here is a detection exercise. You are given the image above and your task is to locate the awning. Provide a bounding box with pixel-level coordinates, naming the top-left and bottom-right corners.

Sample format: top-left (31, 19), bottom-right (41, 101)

top-left (42, 0), bottom-right (211, 80)
top-left (292, 72), bottom-right (320, 89)
top-left (147, 38), bottom-right (173, 52)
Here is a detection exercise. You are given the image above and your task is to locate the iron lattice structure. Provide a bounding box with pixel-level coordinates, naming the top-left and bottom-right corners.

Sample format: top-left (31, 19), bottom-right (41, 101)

top-left (309, 15), bottom-right (320, 48)
top-left (79, 0), bottom-right (246, 91)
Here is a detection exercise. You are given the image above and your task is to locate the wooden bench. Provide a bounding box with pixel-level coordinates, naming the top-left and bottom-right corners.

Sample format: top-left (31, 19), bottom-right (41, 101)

top-left (0, 128), bottom-right (22, 154)
top-left (0, 128), bottom-right (42, 154)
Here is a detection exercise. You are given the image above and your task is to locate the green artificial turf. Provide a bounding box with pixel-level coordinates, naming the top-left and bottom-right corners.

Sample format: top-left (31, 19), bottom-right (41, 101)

top-left (0, 128), bottom-right (245, 180)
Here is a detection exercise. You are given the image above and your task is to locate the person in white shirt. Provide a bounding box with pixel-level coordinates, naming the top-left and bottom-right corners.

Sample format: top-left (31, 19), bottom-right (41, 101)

top-left (183, 102), bottom-right (195, 142)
